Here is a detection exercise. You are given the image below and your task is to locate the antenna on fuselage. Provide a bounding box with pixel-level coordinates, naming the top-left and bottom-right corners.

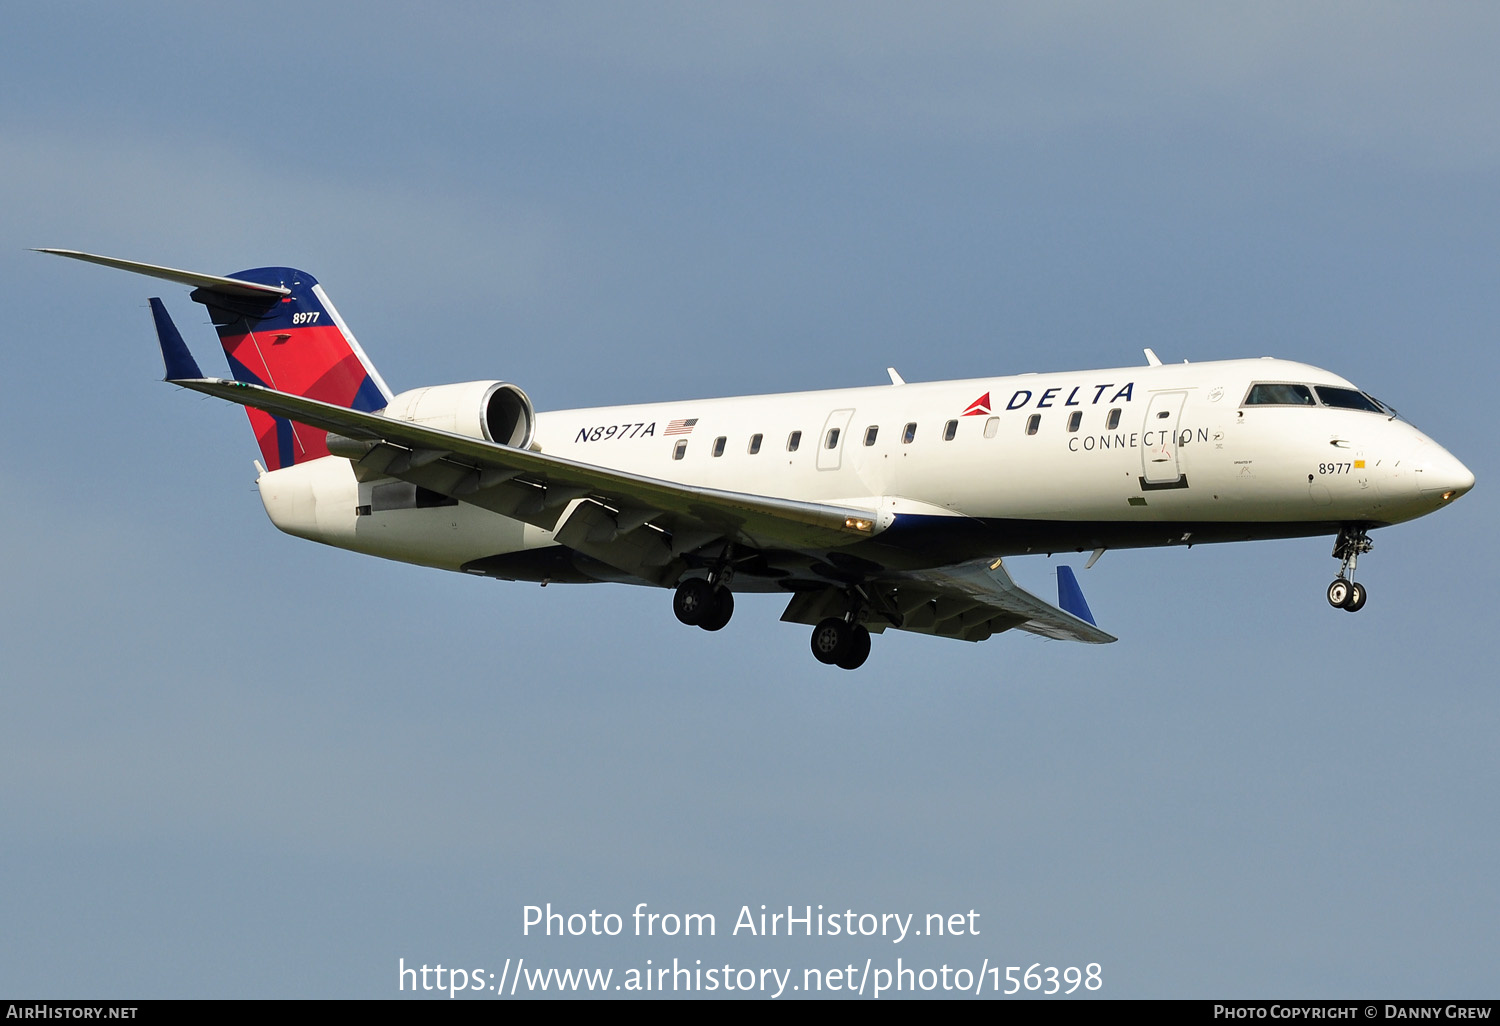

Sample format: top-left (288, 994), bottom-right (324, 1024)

top-left (1143, 348), bottom-right (1163, 366)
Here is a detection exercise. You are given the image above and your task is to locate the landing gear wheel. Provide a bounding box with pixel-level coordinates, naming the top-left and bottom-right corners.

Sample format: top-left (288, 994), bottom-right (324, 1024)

top-left (673, 578), bottom-right (715, 626)
top-left (698, 588), bottom-right (734, 631)
top-left (1329, 526), bottom-right (1374, 611)
top-left (810, 618), bottom-right (853, 665)
top-left (1327, 578), bottom-right (1352, 609)
top-left (835, 626), bottom-right (871, 670)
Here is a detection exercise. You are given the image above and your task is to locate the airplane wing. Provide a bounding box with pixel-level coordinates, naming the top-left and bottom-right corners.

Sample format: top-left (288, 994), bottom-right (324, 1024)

top-left (166, 373), bottom-right (884, 580)
top-left (781, 559), bottom-right (1116, 644)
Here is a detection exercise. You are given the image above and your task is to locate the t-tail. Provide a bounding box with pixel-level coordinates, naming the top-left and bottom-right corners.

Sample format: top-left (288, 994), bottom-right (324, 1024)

top-left (37, 249), bottom-right (394, 470)
top-left (197, 265), bottom-right (394, 469)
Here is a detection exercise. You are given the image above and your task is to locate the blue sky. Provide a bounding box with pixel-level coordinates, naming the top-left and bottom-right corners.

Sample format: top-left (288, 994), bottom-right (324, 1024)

top-left (2, 2), bottom-right (1496, 998)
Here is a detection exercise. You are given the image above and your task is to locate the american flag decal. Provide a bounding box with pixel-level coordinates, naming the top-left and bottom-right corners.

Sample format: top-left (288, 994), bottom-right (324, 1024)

top-left (664, 418), bottom-right (698, 436)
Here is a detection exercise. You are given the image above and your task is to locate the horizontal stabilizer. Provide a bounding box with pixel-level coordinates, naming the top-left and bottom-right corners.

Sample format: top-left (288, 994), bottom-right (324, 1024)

top-left (35, 249), bottom-right (291, 300)
top-left (149, 299), bottom-right (203, 380)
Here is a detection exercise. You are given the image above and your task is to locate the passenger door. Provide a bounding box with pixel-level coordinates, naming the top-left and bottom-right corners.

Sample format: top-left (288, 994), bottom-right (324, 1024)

top-left (1142, 391), bottom-right (1188, 486)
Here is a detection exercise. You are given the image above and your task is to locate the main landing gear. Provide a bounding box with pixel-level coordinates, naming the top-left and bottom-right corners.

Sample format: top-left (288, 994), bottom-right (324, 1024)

top-left (1326, 526), bottom-right (1372, 613)
top-left (672, 572), bottom-right (875, 670)
top-left (672, 575), bottom-right (734, 632)
top-left (810, 617), bottom-right (872, 670)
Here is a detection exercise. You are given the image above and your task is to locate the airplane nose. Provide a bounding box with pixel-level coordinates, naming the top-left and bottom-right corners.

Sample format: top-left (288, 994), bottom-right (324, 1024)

top-left (1413, 443), bottom-right (1475, 503)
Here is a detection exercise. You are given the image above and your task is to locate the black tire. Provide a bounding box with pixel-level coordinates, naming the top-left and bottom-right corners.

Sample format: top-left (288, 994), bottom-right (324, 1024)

top-left (835, 625), bottom-right (871, 670)
top-left (810, 618), bottom-right (852, 665)
top-left (1327, 578), bottom-right (1351, 609)
top-left (698, 588), bottom-right (734, 631)
top-left (673, 578), bottom-right (714, 626)
top-left (1344, 582), bottom-right (1367, 612)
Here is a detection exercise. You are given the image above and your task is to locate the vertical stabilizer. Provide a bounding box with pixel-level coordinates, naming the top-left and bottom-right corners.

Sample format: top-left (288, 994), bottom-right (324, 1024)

top-left (192, 267), bottom-right (393, 470)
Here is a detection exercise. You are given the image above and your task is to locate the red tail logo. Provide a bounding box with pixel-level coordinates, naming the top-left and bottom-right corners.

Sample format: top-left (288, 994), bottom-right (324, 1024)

top-left (961, 392), bottom-right (991, 416)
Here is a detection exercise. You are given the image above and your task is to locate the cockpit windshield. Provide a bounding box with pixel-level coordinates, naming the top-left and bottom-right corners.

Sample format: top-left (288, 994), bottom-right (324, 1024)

top-left (1314, 386), bottom-right (1386, 414)
top-left (1244, 383), bottom-right (1315, 406)
top-left (1242, 382), bottom-right (1393, 416)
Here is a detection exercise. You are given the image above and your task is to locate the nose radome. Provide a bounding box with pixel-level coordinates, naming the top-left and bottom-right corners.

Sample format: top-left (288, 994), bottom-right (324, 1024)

top-left (1413, 443), bottom-right (1475, 502)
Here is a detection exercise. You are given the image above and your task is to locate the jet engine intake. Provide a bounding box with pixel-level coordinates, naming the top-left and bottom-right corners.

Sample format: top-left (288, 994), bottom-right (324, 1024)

top-left (379, 381), bottom-right (535, 449)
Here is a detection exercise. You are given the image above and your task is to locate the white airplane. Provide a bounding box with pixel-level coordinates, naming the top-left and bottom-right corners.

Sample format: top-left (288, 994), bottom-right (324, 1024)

top-left (43, 249), bottom-right (1475, 669)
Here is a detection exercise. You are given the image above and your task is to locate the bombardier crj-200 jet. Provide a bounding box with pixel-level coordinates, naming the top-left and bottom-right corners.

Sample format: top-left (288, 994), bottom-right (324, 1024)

top-left (44, 249), bottom-right (1475, 669)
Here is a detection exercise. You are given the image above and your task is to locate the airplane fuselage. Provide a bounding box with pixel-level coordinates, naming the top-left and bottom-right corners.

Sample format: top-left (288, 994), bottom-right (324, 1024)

top-left (256, 356), bottom-right (1470, 588)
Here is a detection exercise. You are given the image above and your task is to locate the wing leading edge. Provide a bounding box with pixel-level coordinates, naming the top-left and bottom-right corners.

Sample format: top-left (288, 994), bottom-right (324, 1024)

top-left (163, 371), bottom-right (886, 572)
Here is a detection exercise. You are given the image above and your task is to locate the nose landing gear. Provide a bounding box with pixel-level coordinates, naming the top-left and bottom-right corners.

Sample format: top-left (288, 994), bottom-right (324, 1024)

top-left (1327, 526), bottom-right (1372, 612)
top-left (1326, 577), bottom-right (1366, 612)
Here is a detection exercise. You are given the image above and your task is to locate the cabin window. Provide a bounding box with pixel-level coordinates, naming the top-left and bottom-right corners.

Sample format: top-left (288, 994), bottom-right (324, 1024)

top-left (943, 419), bottom-right (958, 441)
top-left (748, 433), bottom-right (763, 454)
top-left (902, 422), bottom-right (916, 444)
top-left (1106, 408), bottom-right (1121, 430)
top-left (864, 425), bottom-right (878, 446)
top-left (1067, 410), bottom-right (1082, 432)
top-left (1244, 382), bottom-right (1316, 406)
top-left (712, 436), bottom-right (726, 457)
top-left (1026, 414), bottom-right (1041, 436)
top-left (787, 430), bottom-right (801, 452)
top-left (983, 416), bottom-right (999, 439)
top-left (825, 427), bottom-right (841, 449)
top-left (673, 439), bottom-right (688, 460)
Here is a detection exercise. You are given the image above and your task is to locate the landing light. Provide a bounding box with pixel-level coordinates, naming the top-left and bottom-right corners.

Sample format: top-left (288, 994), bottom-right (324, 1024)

top-left (845, 517), bottom-right (873, 533)
top-left (1441, 491), bottom-right (1457, 502)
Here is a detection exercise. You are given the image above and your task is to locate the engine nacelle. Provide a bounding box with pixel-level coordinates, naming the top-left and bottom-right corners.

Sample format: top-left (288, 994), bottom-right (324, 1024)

top-left (379, 381), bottom-right (535, 449)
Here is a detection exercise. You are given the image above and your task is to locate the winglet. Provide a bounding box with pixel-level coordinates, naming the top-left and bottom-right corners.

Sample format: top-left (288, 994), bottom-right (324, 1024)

top-left (1056, 565), bottom-right (1097, 625)
top-left (149, 298), bottom-right (204, 380)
